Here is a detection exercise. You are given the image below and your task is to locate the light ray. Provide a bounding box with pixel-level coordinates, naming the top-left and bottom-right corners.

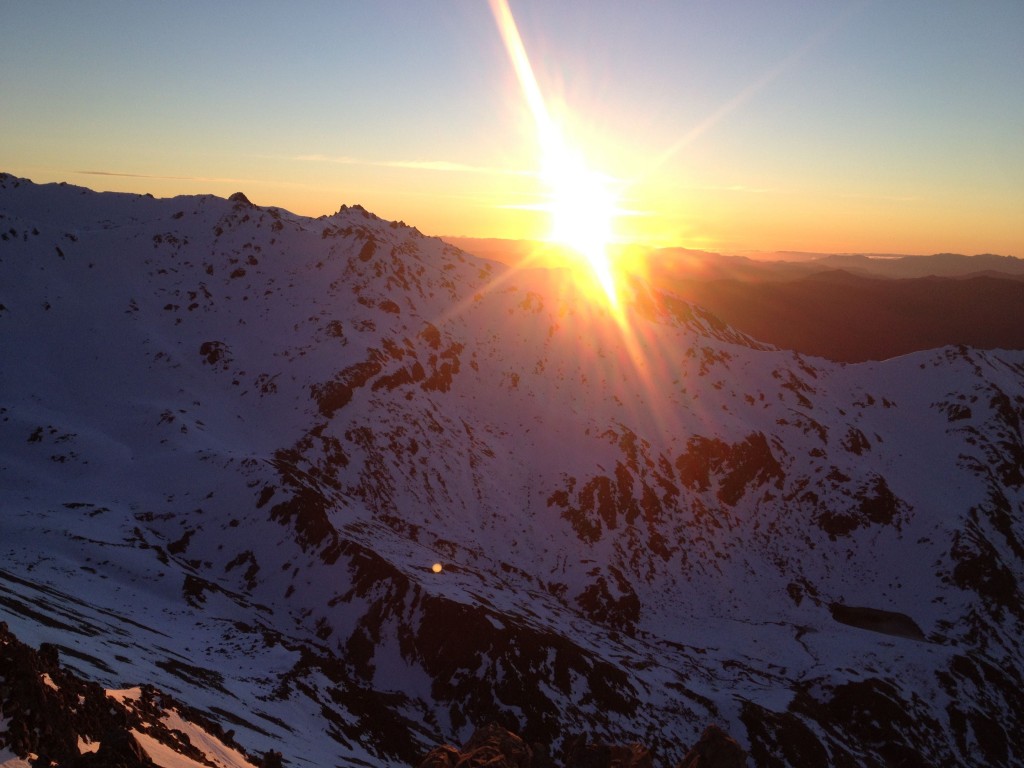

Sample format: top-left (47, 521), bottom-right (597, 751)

top-left (488, 0), bottom-right (623, 313)
top-left (643, 3), bottom-right (864, 180)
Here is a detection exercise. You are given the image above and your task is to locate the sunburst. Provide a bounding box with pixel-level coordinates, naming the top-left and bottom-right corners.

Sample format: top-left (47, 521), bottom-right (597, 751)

top-left (490, 0), bottom-right (624, 312)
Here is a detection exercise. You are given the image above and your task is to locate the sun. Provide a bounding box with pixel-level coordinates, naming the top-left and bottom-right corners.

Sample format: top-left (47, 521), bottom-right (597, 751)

top-left (489, 0), bottom-right (624, 313)
top-left (542, 137), bottom-right (622, 310)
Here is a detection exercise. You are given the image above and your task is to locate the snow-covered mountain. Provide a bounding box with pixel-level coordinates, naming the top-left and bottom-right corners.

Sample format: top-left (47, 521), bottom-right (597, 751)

top-left (1, 173), bottom-right (1022, 766)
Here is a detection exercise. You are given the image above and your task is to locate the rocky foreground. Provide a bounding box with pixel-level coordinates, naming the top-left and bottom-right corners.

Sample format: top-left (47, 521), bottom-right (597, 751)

top-left (2, 623), bottom-right (743, 768)
top-left (0, 622), bottom-right (281, 768)
top-left (418, 721), bottom-right (746, 768)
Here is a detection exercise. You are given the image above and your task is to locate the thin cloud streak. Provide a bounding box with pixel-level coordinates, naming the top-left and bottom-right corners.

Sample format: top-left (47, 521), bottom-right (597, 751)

top-left (294, 154), bottom-right (534, 177)
top-left (77, 170), bottom-right (195, 180)
top-left (76, 170), bottom-right (315, 189)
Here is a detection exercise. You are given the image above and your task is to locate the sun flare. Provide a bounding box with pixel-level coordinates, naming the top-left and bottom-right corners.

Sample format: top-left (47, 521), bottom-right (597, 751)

top-left (490, 0), bottom-right (624, 312)
top-left (542, 135), bottom-right (622, 309)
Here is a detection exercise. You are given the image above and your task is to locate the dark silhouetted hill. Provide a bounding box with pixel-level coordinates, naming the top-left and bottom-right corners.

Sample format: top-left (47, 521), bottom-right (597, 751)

top-left (447, 239), bottom-right (1024, 361)
top-left (664, 270), bottom-right (1024, 362)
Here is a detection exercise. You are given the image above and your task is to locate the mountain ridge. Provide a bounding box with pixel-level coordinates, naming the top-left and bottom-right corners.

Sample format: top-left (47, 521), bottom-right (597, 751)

top-left (1, 174), bottom-right (1022, 766)
top-left (662, 270), bottom-right (1024, 363)
top-left (443, 237), bottom-right (1024, 362)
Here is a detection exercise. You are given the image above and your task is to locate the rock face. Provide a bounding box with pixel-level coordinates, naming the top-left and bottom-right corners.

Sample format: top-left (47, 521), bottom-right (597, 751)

top-left (419, 723), bottom-right (537, 768)
top-left (0, 623), bottom-right (250, 768)
top-left (418, 723), bottom-right (677, 768)
top-left (564, 738), bottom-right (653, 768)
top-left (677, 726), bottom-right (747, 768)
top-left (78, 730), bottom-right (155, 768)
top-left (1, 175), bottom-right (1023, 767)
top-left (417, 723), bottom-right (746, 768)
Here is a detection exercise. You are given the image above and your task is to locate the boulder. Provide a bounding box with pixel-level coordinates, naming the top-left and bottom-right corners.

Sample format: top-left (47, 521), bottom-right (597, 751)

top-left (565, 736), bottom-right (652, 767)
top-left (677, 725), bottom-right (747, 768)
top-left (417, 723), bottom-right (533, 768)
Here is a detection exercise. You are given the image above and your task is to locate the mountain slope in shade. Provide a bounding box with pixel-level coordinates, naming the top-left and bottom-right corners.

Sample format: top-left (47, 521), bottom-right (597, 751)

top-left (1, 174), bottom-right (1022, 766)
top-left (447, 239), bottom-right (1024, 363)
top-left (662, 270), bottom-right (1024, 362)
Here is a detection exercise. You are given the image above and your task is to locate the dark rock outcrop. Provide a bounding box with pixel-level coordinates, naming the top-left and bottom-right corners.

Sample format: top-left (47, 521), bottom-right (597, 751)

top-left (417, 723), bottom-right (747, 768)
top-left (677, 725), bottom-right (747, 768)
top-left (564, 736), bottom-right (652, 767)
top-left (418, 723), bottom-right (536, 767)
top-left (75, 729), bottom-right (155, 768)
top-left (0, 622), bottom-right (254, 768)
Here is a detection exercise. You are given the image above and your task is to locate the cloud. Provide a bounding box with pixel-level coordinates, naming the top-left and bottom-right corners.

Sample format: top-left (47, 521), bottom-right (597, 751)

top-left (294, 154), bottom-right (533, 177)
top-left (77, 170), bottom-right (195, 180)
top-left (76, 170), bottom-right (311, 188)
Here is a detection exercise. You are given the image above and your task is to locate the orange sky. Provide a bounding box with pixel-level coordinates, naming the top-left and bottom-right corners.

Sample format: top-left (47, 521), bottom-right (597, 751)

top-left (3, 2), bottom-right (1022, 257)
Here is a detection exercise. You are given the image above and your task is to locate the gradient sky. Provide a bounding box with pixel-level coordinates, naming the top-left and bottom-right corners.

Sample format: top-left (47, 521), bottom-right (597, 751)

top-left (3, 1), bottom-right (1022, 255)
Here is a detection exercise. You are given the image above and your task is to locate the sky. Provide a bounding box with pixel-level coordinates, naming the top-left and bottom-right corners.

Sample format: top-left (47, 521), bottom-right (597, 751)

top-left (2, 0), bottom-right (1022, 256)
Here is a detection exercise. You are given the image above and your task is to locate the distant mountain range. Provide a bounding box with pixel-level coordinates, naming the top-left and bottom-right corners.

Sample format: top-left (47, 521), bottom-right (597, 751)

top-left (446, 238), bottom-right (1024, 362)
top-left (443, 237), bottom-right (1024, 279)
top-left (2, 175), bottom-right (1023, 767)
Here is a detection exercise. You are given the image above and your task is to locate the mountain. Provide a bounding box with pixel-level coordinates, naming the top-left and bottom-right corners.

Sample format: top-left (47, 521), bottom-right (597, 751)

top-left (446, 239), bottom-right (1024, 362)
top-left (811, 252), bottom-right (1024, 279)
top-left (444, 239), bottom-right (1024, 282)
top-left (660, 269), bottom-right (1024, 363)
top-left (1, 174), bottom-right (1023, 767)
top-left (735, 251), bottom-right (1024, 277)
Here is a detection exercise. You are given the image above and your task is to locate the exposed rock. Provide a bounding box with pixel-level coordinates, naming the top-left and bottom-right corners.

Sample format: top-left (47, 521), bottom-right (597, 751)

top-left (417, 743), bottom-right (462, 768)
top-left (0, 622), bottom-right (253, 768)
top-left (417, 723), bottom-right (747, 768)
top-left (564, 735), bottom-right (652, 767)
top-left (418, 723), bottom-right (534, 768)
top-left (75, 729), bottom-right (155, 768)
top-left (463, 723), bottom-right (535, 767)
top-left (677, 725), bottom-right (747, 768)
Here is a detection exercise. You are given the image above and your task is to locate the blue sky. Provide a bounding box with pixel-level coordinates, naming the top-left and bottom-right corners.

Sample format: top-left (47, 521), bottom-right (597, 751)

top-left (3, 0), bottom-right (1022, 254)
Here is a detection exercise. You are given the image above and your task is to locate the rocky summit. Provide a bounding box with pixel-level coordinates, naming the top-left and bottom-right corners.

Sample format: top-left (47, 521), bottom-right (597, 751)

top-left (1, 174), bottom-right (1022, 766)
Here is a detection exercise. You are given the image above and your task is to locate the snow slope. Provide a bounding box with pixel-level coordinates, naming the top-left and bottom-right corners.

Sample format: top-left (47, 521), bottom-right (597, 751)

top-left (1, 174), bottom-right (1022, 766)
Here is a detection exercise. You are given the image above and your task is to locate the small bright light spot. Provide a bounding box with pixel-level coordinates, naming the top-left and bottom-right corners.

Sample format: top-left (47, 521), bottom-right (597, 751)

top-left (431, 563), bottom-right (443, 573)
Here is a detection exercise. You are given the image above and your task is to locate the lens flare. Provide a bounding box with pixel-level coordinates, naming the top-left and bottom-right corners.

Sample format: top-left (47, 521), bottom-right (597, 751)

top-left (543, 138), bottom-right (621, 309)
top-left (489, 0), bottom-right (622, 311)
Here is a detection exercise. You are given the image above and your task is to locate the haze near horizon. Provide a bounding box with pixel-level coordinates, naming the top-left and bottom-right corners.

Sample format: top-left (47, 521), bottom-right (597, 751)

top-left (2, 0), bottom-right (1022, 257)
